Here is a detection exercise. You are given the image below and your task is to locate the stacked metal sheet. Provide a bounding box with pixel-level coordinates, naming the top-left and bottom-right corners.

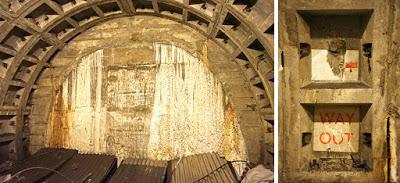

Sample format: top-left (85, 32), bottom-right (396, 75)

top-left (44, 153), bottom-right (117, 183)
top-left (3, 148), bottom-right (239, 183)
top-left (108, 159), bottom-right (167, 183)
top-left (166, 153), bottom-right (239, 183)
top-left (8, 148), bottom-right (77, 183)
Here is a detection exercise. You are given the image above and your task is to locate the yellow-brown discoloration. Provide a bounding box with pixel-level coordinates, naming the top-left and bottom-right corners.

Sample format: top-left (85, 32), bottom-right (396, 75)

top-left (222, 101), bottom-right (247, 160)
top-left (47, 81), bottom-right (69, 148)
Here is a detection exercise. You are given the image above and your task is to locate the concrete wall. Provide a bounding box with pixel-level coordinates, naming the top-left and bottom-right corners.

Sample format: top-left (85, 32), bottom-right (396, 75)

top-left (28, 16), bottom-right (268, 165)
top-left (279, 0), bottom-right (392, 182)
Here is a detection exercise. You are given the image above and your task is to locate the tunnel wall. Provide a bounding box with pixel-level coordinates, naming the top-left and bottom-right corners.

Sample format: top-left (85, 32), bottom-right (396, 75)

top-left (28, 16), bottom-right (269, 165)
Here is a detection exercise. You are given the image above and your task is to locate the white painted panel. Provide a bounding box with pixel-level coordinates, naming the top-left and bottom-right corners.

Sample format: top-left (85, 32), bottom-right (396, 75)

top-left (311, 49), bottom-right (359, 81)
top-left (313, 106), bottom-right (360, 152)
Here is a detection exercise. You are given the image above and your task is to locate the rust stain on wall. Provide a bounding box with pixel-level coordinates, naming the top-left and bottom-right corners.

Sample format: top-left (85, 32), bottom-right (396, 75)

top-left (47, 80), bottom-right (69, 148)
top-left (202, 41), bottom-right (209, 68)
top-left (46, 50), bottom-right (105, 153)
top-left (222, 101), bottom-right (247, 160)
top-left (45, 45), bottom-right (247, 162)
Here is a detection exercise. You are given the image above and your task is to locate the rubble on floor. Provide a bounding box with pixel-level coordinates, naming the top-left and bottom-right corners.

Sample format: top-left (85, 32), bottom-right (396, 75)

top-left (241, 165), bottom-right (274, 183)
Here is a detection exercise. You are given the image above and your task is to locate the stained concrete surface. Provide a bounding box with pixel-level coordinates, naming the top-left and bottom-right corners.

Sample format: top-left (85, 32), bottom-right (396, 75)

top-left (279, 0), bottom-right (399, 182)
top-left (29, 16), bottom-right (270, 166)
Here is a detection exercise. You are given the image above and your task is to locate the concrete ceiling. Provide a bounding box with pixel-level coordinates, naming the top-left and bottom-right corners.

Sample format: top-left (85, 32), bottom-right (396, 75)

top-left (0, 0), bottom-right (273, 158)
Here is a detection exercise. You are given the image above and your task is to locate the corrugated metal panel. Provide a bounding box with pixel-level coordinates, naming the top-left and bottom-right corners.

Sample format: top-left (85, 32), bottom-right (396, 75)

top-left (44, 153), bottom-right (117, 183)
top-left (108, 158), bottom-right (167, 183)
top-left (166, 153), bottom-right (239, 183)
top-left (9, 148), bottom-right (77, 183)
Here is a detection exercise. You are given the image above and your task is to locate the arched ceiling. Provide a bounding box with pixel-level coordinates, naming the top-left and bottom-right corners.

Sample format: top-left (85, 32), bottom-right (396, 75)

top-left (0, 0), bottom-right (273, 158)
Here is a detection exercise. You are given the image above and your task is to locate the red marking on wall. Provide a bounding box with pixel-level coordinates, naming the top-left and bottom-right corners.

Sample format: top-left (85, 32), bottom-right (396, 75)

top-left (319, 132), bottom-right (352, 145)
top-left (320, 132), bottom-right (331, 144)
top-left (319, 112), bottom-right (355, 125)
top-left (344, 62), bottom-right (358, 68)
top-left (318, 112), bottom-right (355, 145)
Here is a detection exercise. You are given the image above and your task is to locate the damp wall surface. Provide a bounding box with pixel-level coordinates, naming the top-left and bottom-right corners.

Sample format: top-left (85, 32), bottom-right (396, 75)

top-left (46, 44), bottom-right (247, 162)
top-left (28, 16), bottom-right (269, 165)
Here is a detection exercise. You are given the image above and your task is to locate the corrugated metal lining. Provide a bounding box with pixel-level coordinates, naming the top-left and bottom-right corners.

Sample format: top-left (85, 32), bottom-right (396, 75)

top-left (4, 149), bottom-right (239, 183)
top-left (108, 159), bottom-right (167, 183)
top-left (9, 148), bottom-right (77, 183)
top-left (166, 153), bottom-right (239, 183)
top-left (44, 153), bottom-right (117, 183)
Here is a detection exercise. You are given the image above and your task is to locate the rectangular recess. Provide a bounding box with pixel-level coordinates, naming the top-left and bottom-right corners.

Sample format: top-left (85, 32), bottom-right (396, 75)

top-left (4, 86), bottom-right (24, 106)
top-left (98, 2), bottom-right (122, 15)
top-left (298, 10), bottom-right (373, 38)
top-left (25, 3), bottom-right (59, 28)
top-left (187, 12), bottom-right (209, 30)
top-left (300, 103), bottom-right (373, 172)
top-left (49, 20), bottom-right (74, 39)
top-left (265, 24), bottom-right (273, 34)
top-left (189, 0), bottom-right (216, 17)
top-left (248, 39), bottom-right (266, 52)
top-left (311, 49), bottom-right (359, 81)
top-left (13, 60), bottom-right (37, 82)
top-left (296, 10), bottom-right (374, 88)
top-left (71, 8), bottom-right (99, 24)
top-left (216, 30), bottom-right (229, 43)
top-left (0, 52), bottom-right (13, 78)
top-left (51, 0), bottom-right (74, 6)
top-left (232, 0), bottom-right (257, 9)
top-left (313, 105), bottom-right (360, 152)
top-left (52, 0), bottom-right (85, 12)
top-left (0, 17), bottom-right (4, 26)
top-left (158, 2), bottom-right (183, 15)
top-left (8, 0), bottom-right (29, 13)
top-left (27, 40), bottom-right (52, 60)
top-left (133, 0), bottom-right (153, 12)
top-left (1, 26), bottom-right (32, 51)
top-left (223, 12), bottom-right (241, 28)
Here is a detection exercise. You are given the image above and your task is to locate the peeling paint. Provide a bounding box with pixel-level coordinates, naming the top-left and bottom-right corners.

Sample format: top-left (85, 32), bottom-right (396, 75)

top-left (311, 49), bottom-right (359, 81)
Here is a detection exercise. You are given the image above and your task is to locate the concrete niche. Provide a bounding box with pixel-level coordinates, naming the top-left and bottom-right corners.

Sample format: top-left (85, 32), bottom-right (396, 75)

top-left (300, 104), bottom-right (372, 171)
top-left (296, 10), bottom-right (374, 88)
top-left (313, 105), bottom-right (360, 152)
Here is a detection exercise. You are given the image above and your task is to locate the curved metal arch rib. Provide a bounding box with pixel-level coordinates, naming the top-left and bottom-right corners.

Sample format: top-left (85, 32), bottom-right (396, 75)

top-left (0, 0), bottom-right (274, 159)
